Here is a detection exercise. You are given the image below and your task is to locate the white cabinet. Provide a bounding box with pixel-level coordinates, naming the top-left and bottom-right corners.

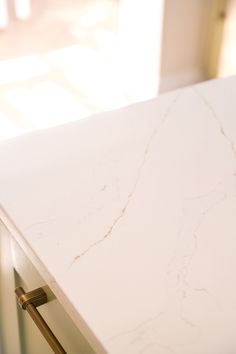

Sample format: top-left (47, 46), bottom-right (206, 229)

top-left (0, 222), bottom-right (95, 354)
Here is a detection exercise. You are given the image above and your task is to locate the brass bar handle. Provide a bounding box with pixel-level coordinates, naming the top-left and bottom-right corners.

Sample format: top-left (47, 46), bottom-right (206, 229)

top-left (15, 287), bottom-right (67, 354)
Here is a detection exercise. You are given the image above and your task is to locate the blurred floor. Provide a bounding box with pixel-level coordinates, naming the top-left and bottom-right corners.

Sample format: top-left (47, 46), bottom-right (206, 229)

top-left (0, 0), bottom-right (132, 141)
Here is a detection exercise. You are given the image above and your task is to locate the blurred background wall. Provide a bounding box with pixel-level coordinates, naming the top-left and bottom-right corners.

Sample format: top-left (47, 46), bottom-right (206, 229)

top-left (159, 0), bottom-right (215, 92)
top-left (0, 0), bottom-right (235, 140)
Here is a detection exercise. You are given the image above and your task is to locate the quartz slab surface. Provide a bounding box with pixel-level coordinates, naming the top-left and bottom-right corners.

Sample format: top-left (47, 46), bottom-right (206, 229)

top-left (1, 76), bottom-right (236, 354)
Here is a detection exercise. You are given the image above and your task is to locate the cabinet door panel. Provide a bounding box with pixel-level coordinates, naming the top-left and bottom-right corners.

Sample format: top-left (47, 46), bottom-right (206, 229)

top-left (0, 222), bottom-right (21, 354)
top-left (11, 238), bottom-right (95, 354)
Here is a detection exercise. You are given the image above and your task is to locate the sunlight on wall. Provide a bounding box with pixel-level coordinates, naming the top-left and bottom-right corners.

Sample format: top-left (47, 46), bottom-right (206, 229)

top-left (117, 0), bottom-right (164, 100)
top-left (0, 113), bottom-right (25, 140)
top-left (0, 0), bottom-right (163, 141)
top-left (61, 46), bottom-right (127, 110)
top-left (76, 0), bottom-right (114, 28)
top-left (0, 45), bottom-right (130, 141)
top-left (0, 56), bottom-right (48, 85)
top-left (7, 82), bottom-right (90, 129)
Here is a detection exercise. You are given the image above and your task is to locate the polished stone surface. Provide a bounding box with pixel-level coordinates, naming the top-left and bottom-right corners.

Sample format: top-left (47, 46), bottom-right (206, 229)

top-left (1, 76), bottom-right (236, 354)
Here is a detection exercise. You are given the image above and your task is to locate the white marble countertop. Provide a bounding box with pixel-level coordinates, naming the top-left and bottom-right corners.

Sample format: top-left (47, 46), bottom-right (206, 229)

top-left (1, 76), bottom-right (236, 354)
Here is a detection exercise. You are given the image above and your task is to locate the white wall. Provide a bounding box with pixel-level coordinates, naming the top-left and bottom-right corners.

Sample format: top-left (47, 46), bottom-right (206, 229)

top-left (218, 0), bottom-right (236, 77)
top-left (159, 0), bottom-right (215, 92)
top-left (117, 0), bottom-right (164, 101)
top-left (118, 0), bottom-right (217, 99)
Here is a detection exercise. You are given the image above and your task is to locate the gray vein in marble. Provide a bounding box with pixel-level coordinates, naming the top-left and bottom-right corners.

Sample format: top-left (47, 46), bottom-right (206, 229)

top-left (167, 174), bottom-right (236, 287)
top-left (70, 94), bottom-right (180, 266)
top-left (139, 342), bottom-right (177, 354)
top-left (104, 90), bottom-right (236, 349)
top-left (105, 312), bottom-right (165, 343)
top-left (105, 175), bottom-right (236, 351)
top-left (193, 87), bottom-right (236, 161)
top-left (23, 219), bottom-right (56, 232)
top-left (191, 287), bottom-right (208, 293)
top-left (172, 193), bottom-right (229, 337)
top-left (105, 312), bottom-right (179, 354)
top-left (177, 194), bottom-right (227, 290)
top-left (180, 315), bottom-right (197, 329)
top-left (183, 178), bottom-right (226, 201)
top-left (100, 185), bottom-right (107, 191)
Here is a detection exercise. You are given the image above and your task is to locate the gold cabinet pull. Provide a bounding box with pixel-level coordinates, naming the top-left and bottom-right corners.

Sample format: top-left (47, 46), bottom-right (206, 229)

top-left (15, 287), bottom-right (67, 354)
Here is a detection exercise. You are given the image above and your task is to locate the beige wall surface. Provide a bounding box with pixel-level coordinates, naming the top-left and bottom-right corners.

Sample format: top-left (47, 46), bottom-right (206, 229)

top-left (159, 0), bottom-right (216, 92)
top-left (218, 0), bottom-right (236, 77)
